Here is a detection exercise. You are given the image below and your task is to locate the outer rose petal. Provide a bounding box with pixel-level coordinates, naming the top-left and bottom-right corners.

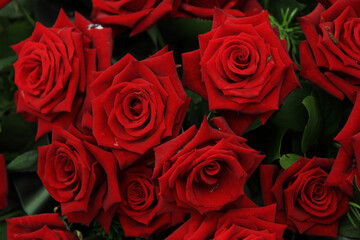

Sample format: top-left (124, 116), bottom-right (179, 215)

top-left (165, 204), bottom-right (286, 240)
top-left (7, 213), bottom-right (78, 240)
top-left (91, 0), bottom-right (173, 36)
top-left (172, 0), bottom-right (262, 18)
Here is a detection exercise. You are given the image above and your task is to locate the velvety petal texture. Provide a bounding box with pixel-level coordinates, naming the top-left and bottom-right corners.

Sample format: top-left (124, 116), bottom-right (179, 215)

top-left (91, 47), bottom-right (190, 168)
top-left (37, 127), bottom-right (121, 231)
top-left (153, 116), bottom-right (264, 214)
top-left (299, 0), bottom-right (360, 102)
top-left (182, 10), bottom-right (299, 135)
top-left (7, 213), bottom-right (78, 240)
top-left (172, 0), bottom-right (262, 18)
top-left (12, 9), bottom-right (112, 138)
top-left (91, 0), bottom-right (173, 36)
top-left (117, 165), bottom-right (185, 239)
top-left (327, 91), bottom-right (360, 196)
top-left (166, 204), bottom-right (286, 240)
top-left (260, 157), bottom-right (348, 237)
top-left (0, 154), bottom-right (7, 210)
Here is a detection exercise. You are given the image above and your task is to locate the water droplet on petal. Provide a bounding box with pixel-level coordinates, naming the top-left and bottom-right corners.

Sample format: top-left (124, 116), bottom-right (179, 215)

top-left (87, 24), bottom-right (104, 30)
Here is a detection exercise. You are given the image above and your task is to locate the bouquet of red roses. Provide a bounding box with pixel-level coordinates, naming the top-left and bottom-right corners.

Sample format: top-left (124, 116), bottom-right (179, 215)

top-left (1, 0), bottom-right (360, 239)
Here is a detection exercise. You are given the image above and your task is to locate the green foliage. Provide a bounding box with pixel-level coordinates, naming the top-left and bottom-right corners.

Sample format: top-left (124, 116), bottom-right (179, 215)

top-left (12, 173), bottom-right (55, 215)
top-left (6, 150), bottom-right (38, 172)
top-left (268, 8), bottom-right (304, 66)
top-left (279, 153), bottom-right (301, 169)
top-left (183, 90), bottom-right (210, 130)
top-left (301, 96), bottom-right (322, 154)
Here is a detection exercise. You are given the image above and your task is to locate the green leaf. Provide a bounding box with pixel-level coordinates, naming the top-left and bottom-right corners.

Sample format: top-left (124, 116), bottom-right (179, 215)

top-left (6, 150), bottom-right (38, 172)
top-left (244, 118), bottom-right (263, 134)
top-left (262, 0), bottom-right (306, 21)
top-left (0, 20), bottom-right (34, 58)
top-left (12, 173), bottom-right (56, 215)
top-left (0, 55), bottom-right (16, 72)
top-left (0, 0), bottom-right (33, 19)
top-left (0, 221), bottom-right (6, 240)
top-left (301, 95), bottom-right (322, 154)
top-left (264, 126), bottom-right (287, 162)
top-left (271, 88), bottom-right (308, 132)
top-left (184, 90), bottom-right (209, 129)
top-left (339, 214), bottom-right (360, 239)
top-left (279, 153), bottom-right (301, 169)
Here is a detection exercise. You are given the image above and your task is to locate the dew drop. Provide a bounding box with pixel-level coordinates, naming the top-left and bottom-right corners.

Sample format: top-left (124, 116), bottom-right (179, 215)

top-left (87, 24), bottom-right (104, 30)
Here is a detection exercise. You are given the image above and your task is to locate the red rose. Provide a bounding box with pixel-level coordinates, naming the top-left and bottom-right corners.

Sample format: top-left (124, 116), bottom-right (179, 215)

top-left (166, 204), bottom-right (286, 240)
top-left (182, 10), bottom-right (299, 135)
top-left (7, 213), bottom-right (78, 240)
top-left (327, 92), bottom-right (360, 196)
top-left (261, 157), bottom-right (348, 237)
top-left (0, 0), bottom-right (11, 9)
top-left (172, 0), bottom-right (262, 18)
top-left (12, 10), bottom-right (112, 138)
top-left (38, 127), bottom-right (121, 232)
top-left (117, 165), bottom-right (185, 239)
top-left (153, 117), bottom-right (264, 214)
top-left (299, 0), bottom-right (360, 102)
top-left (0, 154), bottom-right (7, 210)
top-left (90, 47), bottom-right (189, 169)
top-left (91, 0), bottom-right (173, 36)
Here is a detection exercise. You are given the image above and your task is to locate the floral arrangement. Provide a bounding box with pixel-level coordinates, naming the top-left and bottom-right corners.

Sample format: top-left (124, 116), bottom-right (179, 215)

top-left (1, 0), bottom-right (360, 239)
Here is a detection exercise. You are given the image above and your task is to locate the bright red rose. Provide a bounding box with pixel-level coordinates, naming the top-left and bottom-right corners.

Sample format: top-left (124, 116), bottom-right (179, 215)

top-left (117, 165), bottom-right (185, 239)
top-left (7, 213), bottom-right (77, 240)
top-left (182, 10), bottom-right (299, 135)
top-left (299, 0), bottom-right (360, 102)
top-left (0, 0), bottom-right (11, 9)
top-left (12, 9), bottom-right (112, 138)
top-left (261, 157), bottom-right (348, 238)
top-left (91, 0), bottom-right (173, 36)
top-left (90, 47), bottom-right (190, 169)
top-left (327, 92), bottom-right (360, 196)
top-left (38, 127), bottom-right (121, 232)
top-left (153, 117), bottom-right (264, 214)
top-left (166, 204), bottom-right (286, 240)
top-left (0, 154), bottom-right (7, 210)
top-left (172, 0), bottom-right (262, 18)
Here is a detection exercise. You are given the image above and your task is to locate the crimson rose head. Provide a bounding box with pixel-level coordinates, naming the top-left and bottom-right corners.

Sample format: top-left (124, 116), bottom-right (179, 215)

top-left (299, 0), bottom-right (360, 102)
top-left (12, 9), bottom-right (112, 138)
top-left (7, 213), bottom-right (78, 240)
top-left (38, 127), bottom-right (122, 232)
top-left (182, 10), bottom-right (299, 135)
top-left (117, 165), bottom-right (185, 239)
top-left (261, 157), bottom-right (348, 238)
top-left (153, 117), bottom-right (264, 215)
top-left (91, 47), bottom-right (190, 169)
